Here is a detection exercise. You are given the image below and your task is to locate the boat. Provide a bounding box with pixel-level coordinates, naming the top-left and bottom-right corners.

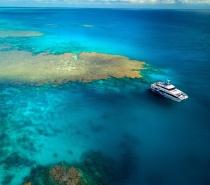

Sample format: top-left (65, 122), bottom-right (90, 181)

top-left (149, 80), bottom-right (188, 102)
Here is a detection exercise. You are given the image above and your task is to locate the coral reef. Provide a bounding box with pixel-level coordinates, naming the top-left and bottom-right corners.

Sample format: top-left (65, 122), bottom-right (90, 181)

top-left (0, 30), bottom-right (43, 38)
top-left (21, 151), bottom-right (116, 185)
top-left (0, 50), bottom-right (145, 85)
top-left (23, 183), bottom-right (32, 185)
top-left (50, 165), bottom-right (81, 185)
top-left (79, 151), bottom-right (115, 185)
top-left (82, 24), bottom-right (94, 28)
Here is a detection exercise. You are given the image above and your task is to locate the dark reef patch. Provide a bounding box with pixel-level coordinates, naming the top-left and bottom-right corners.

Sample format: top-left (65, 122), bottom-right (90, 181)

top-left (89, 122), bottom-right (106, 133)
top-left (122, 133), bottom-right (141, 147)
top-left (35, 126), bottom-right (58, 137)
top-left (22, 120), bottom-right (33, 127)
top-left (0, 133), bottom-right (9, 140)
top-left (146, 173), bottom-right (165, 185)
top-left (114, 133), bottom-right (141, 183)
top-left (53, 153), bottom-right (58, 158)
top-left (67, 150), bottom-right (73, 155)
top-left (101, 113), bottom-right (110, 120)
top-left (23, 165), bottom-right (48, 184)
top-left (75, 129), bottom-right (83, 136)
top-left (1, 152), bottom-right (35, 170)
top-left (21, 150), bottom-right (118, 185)
top-left (2, 174), bottom-right (14, 185)
top-left (21, 141), bottom-right (38, 153)
top-left (79, 151), bottom-right (116, 185)
top-left (117, 148), bottom-right (139, 182)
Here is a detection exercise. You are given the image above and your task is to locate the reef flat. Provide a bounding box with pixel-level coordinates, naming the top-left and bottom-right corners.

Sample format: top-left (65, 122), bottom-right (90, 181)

top-left (0, 30), bottom-right (43, 38)
top-left (82, 24), bottom-right (94, 28)
top-left (0, 50), bottom-right (145, 85)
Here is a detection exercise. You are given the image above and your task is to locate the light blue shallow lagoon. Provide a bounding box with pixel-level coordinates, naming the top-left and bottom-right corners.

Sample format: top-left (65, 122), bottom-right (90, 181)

top-left (0, 8), bottom-right (210, 185)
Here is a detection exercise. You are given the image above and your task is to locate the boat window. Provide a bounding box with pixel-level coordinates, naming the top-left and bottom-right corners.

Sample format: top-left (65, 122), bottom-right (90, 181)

top-left (159, 90), bottom-right (178, 98)
top-left (169, 87), bottom-right (175, 90)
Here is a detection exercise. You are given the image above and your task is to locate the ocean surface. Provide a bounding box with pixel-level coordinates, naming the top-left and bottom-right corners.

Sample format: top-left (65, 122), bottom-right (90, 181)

top-left (0, 8), bottom-right (210, 185)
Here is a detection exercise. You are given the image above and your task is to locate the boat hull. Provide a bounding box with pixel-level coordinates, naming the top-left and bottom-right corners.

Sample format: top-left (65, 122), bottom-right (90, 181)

top-left (149, 87), bottom-right (183, 102)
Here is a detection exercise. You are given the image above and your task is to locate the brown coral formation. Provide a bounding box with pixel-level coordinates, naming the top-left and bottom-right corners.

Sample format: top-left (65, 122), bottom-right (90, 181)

top-left (0, 30), bottom-right (43, 38)
top-left (22, 183), bottom-right (32, 185)
top-left (50, 165), bottom-right (81, 185)
top-left (0, 50), bottom-right (145, 85)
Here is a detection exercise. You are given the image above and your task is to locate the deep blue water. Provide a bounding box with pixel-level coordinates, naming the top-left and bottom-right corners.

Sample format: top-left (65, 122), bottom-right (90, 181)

top-left (0, 8), bottom-right (210, 185)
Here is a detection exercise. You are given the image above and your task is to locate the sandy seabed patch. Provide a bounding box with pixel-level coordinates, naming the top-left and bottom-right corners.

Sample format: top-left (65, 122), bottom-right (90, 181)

top-left (0, 50), bottom-right (145, 85)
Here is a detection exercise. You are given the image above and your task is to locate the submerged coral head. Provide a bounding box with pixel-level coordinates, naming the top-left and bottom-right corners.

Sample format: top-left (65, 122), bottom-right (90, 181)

top-left (50, 165), bottom-right (81, 185)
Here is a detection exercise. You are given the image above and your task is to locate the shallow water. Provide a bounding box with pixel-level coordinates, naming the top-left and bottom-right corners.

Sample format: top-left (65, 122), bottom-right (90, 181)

top-left (0, 8), bottom-right (210, 185)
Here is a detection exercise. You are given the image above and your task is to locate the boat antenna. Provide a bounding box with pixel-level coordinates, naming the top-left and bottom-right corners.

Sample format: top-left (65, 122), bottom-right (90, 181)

top-left (167, 78), bottom-right (170, 84)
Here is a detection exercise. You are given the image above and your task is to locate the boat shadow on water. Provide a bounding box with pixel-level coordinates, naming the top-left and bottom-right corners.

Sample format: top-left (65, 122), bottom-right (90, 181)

top-left (143, 89), bottom-right (180, 107)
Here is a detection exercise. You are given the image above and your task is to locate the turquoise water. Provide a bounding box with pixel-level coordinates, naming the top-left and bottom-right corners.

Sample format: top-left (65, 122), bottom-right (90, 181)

top-left (0, 8), bottom-right (210, 185)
